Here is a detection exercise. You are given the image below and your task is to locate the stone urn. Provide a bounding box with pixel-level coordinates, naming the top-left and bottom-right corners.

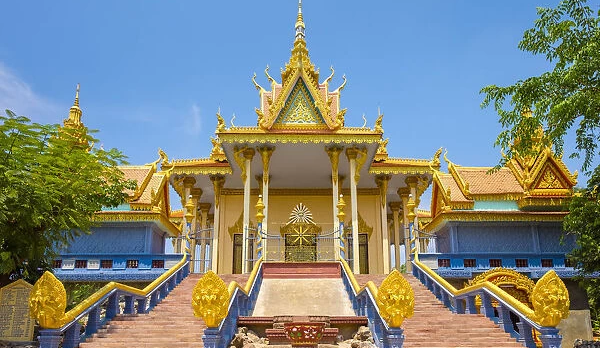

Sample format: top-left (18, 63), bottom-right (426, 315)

top-left (283, 321), bottom-right (325, 348)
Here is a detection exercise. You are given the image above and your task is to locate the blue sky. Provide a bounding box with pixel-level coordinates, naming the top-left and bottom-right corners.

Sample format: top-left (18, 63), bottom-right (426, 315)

top-left (1, 1), bottom-right (596, 207)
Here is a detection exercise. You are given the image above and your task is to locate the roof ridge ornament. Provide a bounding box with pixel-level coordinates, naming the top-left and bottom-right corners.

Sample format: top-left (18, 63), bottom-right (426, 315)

top-left (64, 83), bottom-right (83, 128)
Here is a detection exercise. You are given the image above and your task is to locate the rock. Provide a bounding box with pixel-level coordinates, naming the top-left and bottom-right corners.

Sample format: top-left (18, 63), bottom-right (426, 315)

top-left (359, 341), bottom-right (376, 348)
top-left (351, 339), bottom-right (361, 348)
top-left (242, 343), bottom-right (255, 348)
top-left (230, 333), bottom-right (245, 348)
top-left (355, 326), bottom-right (371, 341)
top-left (237, 327), bottom-right (248, 335)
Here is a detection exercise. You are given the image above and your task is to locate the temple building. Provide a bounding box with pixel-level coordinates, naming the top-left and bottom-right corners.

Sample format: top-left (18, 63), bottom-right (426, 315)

top-left (55, 2), bottom-right (578, 282)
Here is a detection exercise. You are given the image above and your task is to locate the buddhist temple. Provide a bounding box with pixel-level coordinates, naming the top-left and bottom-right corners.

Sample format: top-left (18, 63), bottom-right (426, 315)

top-left (44, 2), bottom-right (592, 347)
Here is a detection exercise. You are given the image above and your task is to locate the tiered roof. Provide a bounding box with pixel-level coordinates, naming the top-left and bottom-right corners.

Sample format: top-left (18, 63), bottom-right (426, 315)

top-left (426, 147), bottom-right (578, 232)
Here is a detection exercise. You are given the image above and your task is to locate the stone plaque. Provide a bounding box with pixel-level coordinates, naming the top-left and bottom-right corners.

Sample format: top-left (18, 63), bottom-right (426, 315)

top-left (0, 279), bottom-right (35, 341)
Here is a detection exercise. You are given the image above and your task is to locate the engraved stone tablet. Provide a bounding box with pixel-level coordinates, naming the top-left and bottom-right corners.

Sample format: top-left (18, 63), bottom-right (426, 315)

top-left (0, 279), bottom-right (35, 341)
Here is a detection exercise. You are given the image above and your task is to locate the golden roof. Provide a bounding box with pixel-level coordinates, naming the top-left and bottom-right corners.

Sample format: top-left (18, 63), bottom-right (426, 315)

top-left (427, 147), bottom-right (576, 223)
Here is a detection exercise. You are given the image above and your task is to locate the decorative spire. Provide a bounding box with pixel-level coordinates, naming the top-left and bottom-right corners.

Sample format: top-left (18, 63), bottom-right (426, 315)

top-left (295, 0), bottom-right (305, 41)
top-left (64, 83), bottom-right (83, 128)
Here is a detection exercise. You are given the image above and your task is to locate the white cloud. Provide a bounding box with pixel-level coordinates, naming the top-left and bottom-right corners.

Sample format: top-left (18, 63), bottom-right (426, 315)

top-left (0, 62), bottom-right (61, 122)
top-left (185, 103), bottom-right (202, 136)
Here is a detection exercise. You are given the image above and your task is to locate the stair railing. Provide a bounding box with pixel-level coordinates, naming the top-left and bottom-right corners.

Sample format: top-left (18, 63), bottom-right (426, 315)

top-left (412, 260), bottom-right (569, 348)
top-left (339, 258), bottom-right (407, 348)
top-left (30, 253), bottom-right (190, 348)
top-left (201, 258), bottom-right (264, 348)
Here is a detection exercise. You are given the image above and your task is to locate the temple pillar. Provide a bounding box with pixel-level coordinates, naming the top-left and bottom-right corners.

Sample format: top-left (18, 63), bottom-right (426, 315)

top-left (190, 188), bottom-right (202, 272)
top-left (406, 176), bottom-right (419, 254)
top-left (258, 146), bottom-right (274, 257)
top-left (241, 148), bottom-right (255, 274)
top-left (210, 175), bottom-right (225, 273)
top-left (345, 148), bottom-right (360, 273)
top-left (198, 203), bottom-right (211, 273)
top-left (375, 175), bottom-right (391, 274)
top-left (180, 177), bottom-right (196, 254)
top-left (398, 187), bottom-right (410, 271)
top-left (326, 146), bottom-right (343, 259)
top-left (389, 201), bottom-right (402, 270)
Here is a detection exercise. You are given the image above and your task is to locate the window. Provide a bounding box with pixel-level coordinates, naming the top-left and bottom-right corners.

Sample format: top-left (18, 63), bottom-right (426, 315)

top-left (152, 260), bottom-right (165, 269)
top-left (565, 258), bottom-right (575, 267)
top-left (438, 259), bottom-right (450, 268)
top-left (75, 260), bottom-right (87, 269)
top-left (53, 260), bottom-right (62, 269)
top-left (101, 260), bottom-right (113, 269)
top-left (489, 259), bottom-right (502, 268)
top-left (541, 259), bottom-right (554, 267)
top-left (516, 259), bottom-right (529, 268)
top-left (126, 260), bottom-right (139, 268)
top-left (463, 259), bottom-right (476, 268)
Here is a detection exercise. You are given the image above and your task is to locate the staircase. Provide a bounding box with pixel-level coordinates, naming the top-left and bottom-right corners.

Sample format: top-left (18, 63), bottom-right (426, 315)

top-left (79, 274), bottom-right (249, 348)
top-left (355, 274), bottom-right (524, 348)
top-left (78, 266), bottom-right (525, 348)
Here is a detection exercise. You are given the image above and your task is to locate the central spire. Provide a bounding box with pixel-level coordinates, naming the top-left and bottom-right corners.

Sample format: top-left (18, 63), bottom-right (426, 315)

top-left (295, 0), bottom-right (305, 41)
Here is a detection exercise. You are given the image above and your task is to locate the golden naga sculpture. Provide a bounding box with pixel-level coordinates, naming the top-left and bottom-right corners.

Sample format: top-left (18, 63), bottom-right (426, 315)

top-left (376, 269), bottom-right (414, 327)
top-left (29, 271), bottom-right (67, 329)
top-left (531, 270), bottom-right (570, 327)
top-left (191, 271), bottom-right (230, 328)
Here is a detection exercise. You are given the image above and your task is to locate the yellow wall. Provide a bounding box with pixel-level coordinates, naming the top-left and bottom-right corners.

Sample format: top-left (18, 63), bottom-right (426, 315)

top-left (216, 192), bottom-right (385, 274)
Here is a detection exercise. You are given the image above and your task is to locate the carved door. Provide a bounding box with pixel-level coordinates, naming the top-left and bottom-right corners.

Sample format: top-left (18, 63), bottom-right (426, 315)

top-left (283, 223), bottom-right (318, 262)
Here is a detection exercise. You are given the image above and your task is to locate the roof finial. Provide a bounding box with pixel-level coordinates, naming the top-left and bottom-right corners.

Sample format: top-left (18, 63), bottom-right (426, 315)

top-left (64, 83), bottom-right (83, 128)
top-left (74, 83), bottom-right (80, 107)
top-left (295, 0), bottom-right (305, 41)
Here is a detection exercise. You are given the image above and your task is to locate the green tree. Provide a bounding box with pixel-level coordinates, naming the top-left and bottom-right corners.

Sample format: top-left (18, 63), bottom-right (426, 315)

top-left (481, 0), bottom-right (600, 332)
top-left (0, 110), bottom-right (134, 286)
top-left (481, 0), bottom-right (599, 171)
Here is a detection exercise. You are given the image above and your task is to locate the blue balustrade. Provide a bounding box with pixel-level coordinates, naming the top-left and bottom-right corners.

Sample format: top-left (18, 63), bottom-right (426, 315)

top-left (339, 260), bottom-right (405, 348)
top-left (202, 261), bottom-right (264, 348)
top-left (412, 260), bottom-right (564, 348)
top-left (38, 255), bottom-right (190, 348)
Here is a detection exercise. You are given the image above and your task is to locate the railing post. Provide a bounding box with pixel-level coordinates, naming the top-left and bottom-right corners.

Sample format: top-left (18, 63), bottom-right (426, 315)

top-left (465, 295), bottom-right (477, 314)
top-left (106, 292), bottom-right (119, 320)
top-left (160, 283), bottom-right (168, 299)
top-left (441, 291), bottom-right (452, 309)
top-left (455, 298), bottom-right (465, 314)
top-left (497, 304), bottom-right (514, 335)
top-left (137, 298), bottom-right (148, 314)
top-left (124, 295), bottom-right (135, 314)
top-left (480, 292), bottom-right (495, 319)
top-left (62, 322), bottom-right (81, 348)
top-left (38, 329), bottom-right (62, 348)
top-left (202, 328), bottom-right (222, 348)
top-left (85, 306), bottom-right (100, 336)
top-left (150, 291), bottom-right (159, 308)
top-left (516, 321), bottom-right (537, 348)
top-left (538, 327), bottom-right (562, 348)
top-left (383, 327), bottom-right (405, 348)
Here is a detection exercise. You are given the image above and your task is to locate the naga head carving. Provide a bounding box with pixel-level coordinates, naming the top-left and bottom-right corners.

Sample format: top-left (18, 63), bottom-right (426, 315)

top-left (376, 269), bottom-right (414, 327)
top-left (29, 271), bottom-right (67, 329)
top-left (191, 271), bottom-right (229, 327)
top-left (531, 270), bottom-right (570, 327)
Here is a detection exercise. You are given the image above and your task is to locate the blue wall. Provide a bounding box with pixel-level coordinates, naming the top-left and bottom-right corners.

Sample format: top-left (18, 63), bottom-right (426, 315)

top-left (64, 222), bottom-right (168, 255)
top-left (435, 221), bottom-right (576, 255)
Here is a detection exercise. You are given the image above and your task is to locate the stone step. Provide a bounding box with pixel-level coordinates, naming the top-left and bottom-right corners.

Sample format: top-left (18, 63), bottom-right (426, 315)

top-left (262, 261), bottom-right (341, 278)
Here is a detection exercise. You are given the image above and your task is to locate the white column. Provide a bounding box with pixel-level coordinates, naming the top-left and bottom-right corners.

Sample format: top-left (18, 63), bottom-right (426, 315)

top-left (258, 147), bottom-right (273, 259)
top-left (326, 146), bottom-right (343, 259)
top-left (398, 187), bottom-right (410, 271)
top-left (346, 148), bottom-right (360, 273)
top-left (210, 175), bottom-right (225, 273)
top-left (389, 202), bottom-right (402, 270)
top-left (198, 203), bottom-right (210, 273)
top-left (376, 175), bottom-right (391, 274)
top-left (241, 148), bottom-right (255, 274)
